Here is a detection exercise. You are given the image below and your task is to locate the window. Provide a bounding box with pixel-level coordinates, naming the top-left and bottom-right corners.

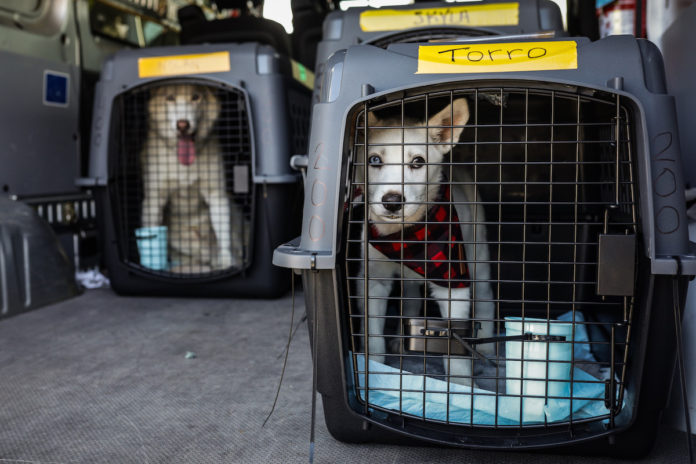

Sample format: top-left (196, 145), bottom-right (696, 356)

top-left (89, 0), bottom-right (177, 47)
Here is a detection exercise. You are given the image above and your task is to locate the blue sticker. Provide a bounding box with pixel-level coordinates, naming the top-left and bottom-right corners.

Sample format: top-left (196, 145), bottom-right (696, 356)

top-left (44, 71), bottom-right (69, 107)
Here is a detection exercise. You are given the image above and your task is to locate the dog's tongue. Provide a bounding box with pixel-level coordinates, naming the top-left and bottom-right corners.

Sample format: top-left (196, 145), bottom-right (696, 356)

top-left (177, 136), bottom-right (196, 166)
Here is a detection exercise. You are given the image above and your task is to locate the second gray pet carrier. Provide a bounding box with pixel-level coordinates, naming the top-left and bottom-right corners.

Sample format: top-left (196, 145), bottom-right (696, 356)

top-left (312, 0), bottom-right (565, 102)
top-left (86, 43), bottom-right (311, 297)
top-left (275, 35), bottom-right (696, 456)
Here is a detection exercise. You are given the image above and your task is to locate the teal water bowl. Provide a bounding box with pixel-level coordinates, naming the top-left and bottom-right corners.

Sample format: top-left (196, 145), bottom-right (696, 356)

top-left (135, 226), bottom-right (169, 270)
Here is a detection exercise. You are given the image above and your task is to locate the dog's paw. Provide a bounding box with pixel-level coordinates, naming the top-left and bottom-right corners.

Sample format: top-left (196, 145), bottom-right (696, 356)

top-left (475, 322), bottom-right (497, 356)
top-left (449, 376), bottom-right (478, 388)
top-left (214, 249), bottom-right (236, 270)
top-left (476, 342), bottom-right (497, 357)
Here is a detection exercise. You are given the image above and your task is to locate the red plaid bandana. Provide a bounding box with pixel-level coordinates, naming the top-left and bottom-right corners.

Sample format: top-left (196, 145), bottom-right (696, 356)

top-left (369, 182), bottom-right (470, 288)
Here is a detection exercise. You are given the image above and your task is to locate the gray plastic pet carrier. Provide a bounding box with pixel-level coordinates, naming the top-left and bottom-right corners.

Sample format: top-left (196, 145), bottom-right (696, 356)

top-left (312, 0), bottom-right (565, 102)
top-left (86, 43), bottom-right (311, 297)
top-left (274, 36), bottom-right (696, 455)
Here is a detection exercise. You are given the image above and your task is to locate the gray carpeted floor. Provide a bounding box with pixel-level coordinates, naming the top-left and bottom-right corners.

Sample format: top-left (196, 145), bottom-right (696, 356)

top-left (0, 288), bottom-right (691, 463)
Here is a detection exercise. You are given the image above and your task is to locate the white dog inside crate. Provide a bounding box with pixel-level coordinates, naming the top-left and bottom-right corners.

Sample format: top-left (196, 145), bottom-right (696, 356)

top-left (140, 83), bottom-right (246, 273)
top-left (355, 97), bottom-right (495, 387)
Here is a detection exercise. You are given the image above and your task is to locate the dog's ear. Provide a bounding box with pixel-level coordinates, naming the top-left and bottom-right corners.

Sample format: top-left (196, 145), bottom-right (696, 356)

top-left (147, 85), bottom-right (167, 115)
top-left (427, 98), bottom-right (470, 154)
top-left (149, 85), bottom-right (166, 98)
top-left (355, 110), bottom-right (378, 135)
top-left (197, 86), bottom-right (221, 139)
top-left (353, 110), bottom-right (379, 158)
top-left (367, 111), bottom-right (379, 128)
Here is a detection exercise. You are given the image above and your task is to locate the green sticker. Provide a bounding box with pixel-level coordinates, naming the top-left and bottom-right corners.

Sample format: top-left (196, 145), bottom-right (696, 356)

top-left (291, 60), bottom-right (314, 91)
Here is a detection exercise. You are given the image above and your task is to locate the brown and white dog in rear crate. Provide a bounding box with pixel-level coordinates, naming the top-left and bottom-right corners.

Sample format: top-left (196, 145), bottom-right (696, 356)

top-left (140, 83), bottom-right (245, 273)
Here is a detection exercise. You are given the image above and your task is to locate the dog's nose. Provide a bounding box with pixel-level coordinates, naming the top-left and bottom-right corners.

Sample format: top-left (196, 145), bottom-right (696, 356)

top-left (177, 119), bottom-right (191, 132)
top-left (381, 192), bottom-right (403, 212)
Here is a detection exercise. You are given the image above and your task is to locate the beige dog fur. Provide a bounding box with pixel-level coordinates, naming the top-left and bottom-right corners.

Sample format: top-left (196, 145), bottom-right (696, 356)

top-left (140, 84), bottom-right (245, 272)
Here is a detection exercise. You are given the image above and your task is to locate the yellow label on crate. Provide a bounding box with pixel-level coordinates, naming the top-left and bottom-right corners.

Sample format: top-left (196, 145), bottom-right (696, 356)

top-left (291, 60), bottom-right (315, 91)
top-left (416, 41), bottom-right (578, 74)
top-left (138, 51), bottom-right (231, 78)
top-left (359, 3), bottom-right (519, 32)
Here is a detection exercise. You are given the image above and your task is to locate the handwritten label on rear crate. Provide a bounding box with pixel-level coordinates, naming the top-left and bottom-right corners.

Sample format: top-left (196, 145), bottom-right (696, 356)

top-left (416, 41), bottom-right (578, 74)
top-left (138, 52), bottom-right (230, 78)
top-left (359, 3), bottom-right (519, 32)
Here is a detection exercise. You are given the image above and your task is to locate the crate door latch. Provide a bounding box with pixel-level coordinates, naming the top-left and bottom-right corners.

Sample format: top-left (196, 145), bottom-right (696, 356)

top-left (596, 208), bottom-right (636, 296)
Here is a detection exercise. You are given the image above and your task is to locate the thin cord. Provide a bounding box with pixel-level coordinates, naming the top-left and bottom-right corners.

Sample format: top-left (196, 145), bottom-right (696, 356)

top-left (673, 278), bottom-right (694, 463)
top-left (309, 270), bottom-right (319, 463)
top-left (278, 313), bottom-right (308, 359)
top-left (262, 271), bottom-right (296, 427)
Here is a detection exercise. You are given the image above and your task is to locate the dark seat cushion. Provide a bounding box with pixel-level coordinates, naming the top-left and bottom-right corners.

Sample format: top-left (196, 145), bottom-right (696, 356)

top-left (178, 5), bottom-right (292, 57)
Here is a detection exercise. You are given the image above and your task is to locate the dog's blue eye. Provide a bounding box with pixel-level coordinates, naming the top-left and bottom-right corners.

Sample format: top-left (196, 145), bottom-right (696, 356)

top-left (191, 94), bottom-right (201, 101)
top-left (166, 95), bottom-right (175, 102)
top-left (411, 156), bottom-right (425, 168)
top-left (368, 155), bottom-right (382, 166)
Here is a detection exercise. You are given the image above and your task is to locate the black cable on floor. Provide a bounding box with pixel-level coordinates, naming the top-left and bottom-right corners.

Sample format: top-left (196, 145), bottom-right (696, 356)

top-left (673, 277), bottom-right (694, 463)
top-left (278, 313), bottom-right (308, 360)
top-left (309, 269), bottom-right (319, 464)
top-left (262, 271), bottom-right (296, 427)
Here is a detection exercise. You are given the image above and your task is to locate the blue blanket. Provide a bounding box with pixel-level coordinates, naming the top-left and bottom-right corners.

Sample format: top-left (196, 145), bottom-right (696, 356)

top-left (353, 311), bottom-right (614, 425)
top-left (354, 354), bottom-right (611, 425)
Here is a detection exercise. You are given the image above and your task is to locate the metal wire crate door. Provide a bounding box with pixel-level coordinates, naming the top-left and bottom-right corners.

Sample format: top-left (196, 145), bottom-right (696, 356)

top-left (343, 85), bottom-right (637, 428)
top-left (111, 80), bottom-right (254, 278)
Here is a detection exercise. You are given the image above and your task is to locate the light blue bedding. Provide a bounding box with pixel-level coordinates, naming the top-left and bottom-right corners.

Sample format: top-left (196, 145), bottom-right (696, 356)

top-left (352, 311), bottom-right (613, 425)
top-left (354, 354), bottom-right (610, 425)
